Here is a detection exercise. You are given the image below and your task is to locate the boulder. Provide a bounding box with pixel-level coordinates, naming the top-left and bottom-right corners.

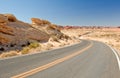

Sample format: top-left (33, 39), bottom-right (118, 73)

top-left (4, 14), bottom-right (17, 22)
top-left (31, 18), bottom-right (51, 26)
top-left (0, 14), bottom-right (50, 52)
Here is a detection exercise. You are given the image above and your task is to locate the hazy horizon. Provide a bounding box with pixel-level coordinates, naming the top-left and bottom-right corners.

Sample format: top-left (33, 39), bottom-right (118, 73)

top-left (0, 0), bottom-right (120, 26)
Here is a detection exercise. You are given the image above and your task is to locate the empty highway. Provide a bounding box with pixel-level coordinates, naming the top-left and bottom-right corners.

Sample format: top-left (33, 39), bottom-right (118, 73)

top-left (0, 40), bottom-right (120, 78)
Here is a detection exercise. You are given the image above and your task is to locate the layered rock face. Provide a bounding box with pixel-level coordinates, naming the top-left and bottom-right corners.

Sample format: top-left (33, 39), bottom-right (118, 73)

top-left (31, 18), bottom-right (51, 26)
top-left (31, 18), bottom-right (66, 39)
top-left (0, 14), bottom-right (70, 53)
top-left (0, 14), bottom-right (49, 52)
top-left (0, 14), bottom-right (8, 25)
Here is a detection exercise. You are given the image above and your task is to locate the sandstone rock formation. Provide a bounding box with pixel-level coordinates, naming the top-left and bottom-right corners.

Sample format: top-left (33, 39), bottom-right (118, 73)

top-left (0, 14), bottom-right (49, 53)
top-left (0, 14), bottom-right (8, 24)
top-left (31, 18), bottom-right (69, 40)
top-left (4, 14), bottom-right (17, 22)
top-left (31, 18), bottom-right (51, 26)
top-left (0, 14), bottom-right (71, 53)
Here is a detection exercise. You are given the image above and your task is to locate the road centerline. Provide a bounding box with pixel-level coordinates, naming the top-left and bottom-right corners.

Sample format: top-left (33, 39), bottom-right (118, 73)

top-left (11, 41), bottom-right (93, 78)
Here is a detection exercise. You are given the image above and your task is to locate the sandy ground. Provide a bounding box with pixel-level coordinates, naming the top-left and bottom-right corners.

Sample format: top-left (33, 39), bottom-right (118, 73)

top-left (61, 28), bottom-right (120, 55)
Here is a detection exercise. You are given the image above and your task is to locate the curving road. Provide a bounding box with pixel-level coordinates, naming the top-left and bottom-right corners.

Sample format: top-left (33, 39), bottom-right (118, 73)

top-left (0, 40), bottom-right (120, 78)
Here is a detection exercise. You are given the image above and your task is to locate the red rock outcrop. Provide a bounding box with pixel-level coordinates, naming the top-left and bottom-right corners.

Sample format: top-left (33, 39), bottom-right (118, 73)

top-left (0, 14), bottom-right (69, 53)
top-left (4, 14), bottom-right (17, 22)
top-left (0, 14), bottom-right (50, 52)
top-left (0, 24), bottom-right (14, 35)
top-left (0, 14), bottom-right (8, 24)
top-left (31, 18), bottom-right (64, 38)
top-left (31, 18), bottom-right (51, 26)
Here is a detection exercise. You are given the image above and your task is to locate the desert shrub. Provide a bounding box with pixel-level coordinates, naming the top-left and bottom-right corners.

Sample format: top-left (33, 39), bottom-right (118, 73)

top-left (29, 42), bottom-right (39, 49)
top-left (100, 34), bottom-right (117, 38)
top-left (63, 35), bottom-right (70, 39)
top-left (50, 36), bottom-right (59, 42)
top-left (21, 42), bottom-right (40, 54)
top-left (21, 47), bottom-right (30, 54)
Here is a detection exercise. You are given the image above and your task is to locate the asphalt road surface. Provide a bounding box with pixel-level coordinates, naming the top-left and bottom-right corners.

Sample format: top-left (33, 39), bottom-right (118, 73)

top-left (0, 40), bottom-right (120, 78)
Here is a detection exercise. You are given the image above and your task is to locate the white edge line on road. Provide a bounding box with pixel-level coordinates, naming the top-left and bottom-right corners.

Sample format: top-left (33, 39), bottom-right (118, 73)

top-left (80, 40), bottom-right (120, 70)
top-left (107, 45), bottom-right (120, 70)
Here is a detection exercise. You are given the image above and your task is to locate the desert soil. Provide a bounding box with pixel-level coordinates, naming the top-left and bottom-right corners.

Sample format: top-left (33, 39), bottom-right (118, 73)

top-left (61, 27), bottom-right (120, 55)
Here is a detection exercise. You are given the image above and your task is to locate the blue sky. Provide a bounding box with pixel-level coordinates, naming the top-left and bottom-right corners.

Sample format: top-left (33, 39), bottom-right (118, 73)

top-left (0, 0), bottom-right (120, 26)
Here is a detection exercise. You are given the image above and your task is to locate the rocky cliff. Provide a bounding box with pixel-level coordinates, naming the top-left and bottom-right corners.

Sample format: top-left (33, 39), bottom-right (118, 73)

top-left (0, 14), bottom-right (50, 52)
top-left (31, 18), bottom-right (69, 40)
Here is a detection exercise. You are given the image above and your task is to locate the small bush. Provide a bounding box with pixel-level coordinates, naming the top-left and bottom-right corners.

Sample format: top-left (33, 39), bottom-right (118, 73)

top-left (64, 35), bottom-right (70, 39)
top-left (21, 42), bottom-right (40, 54)
top-left (29, 42), bottom-right (39, 49)
top-left (50, 36), bottom-right (59, 42)
top-left (21, 47), bottom-right (30, 54)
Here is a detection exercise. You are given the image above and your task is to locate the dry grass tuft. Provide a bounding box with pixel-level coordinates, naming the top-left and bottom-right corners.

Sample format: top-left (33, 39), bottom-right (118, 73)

top-left (21, 47), bottom-right (30, 54)
top-left (0, 51), bottom-right (18, 58)
top-left (49, 36), bottom-right (59, 42)
top-left (21, 42), bottom-right (40, 54)
top-left (29, 42), bottom-right (39, 48)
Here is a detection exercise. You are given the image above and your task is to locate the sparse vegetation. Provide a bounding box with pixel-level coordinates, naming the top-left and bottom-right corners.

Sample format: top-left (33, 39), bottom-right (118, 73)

top-left (80, 28), bottom-right (120, 54)
top-left (61, 26), bottom-right (120, 55)
top-left (0, 14), bottom-right (81, 59)
top-left (21, 42), bottom-right (40, 54)
top-left (21, 47), bottom-right (30, 54)
top-left (49, 36), bottom-right (59, 42)
top-left (29, 42), bottom-right (39, 48)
